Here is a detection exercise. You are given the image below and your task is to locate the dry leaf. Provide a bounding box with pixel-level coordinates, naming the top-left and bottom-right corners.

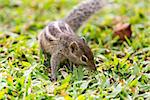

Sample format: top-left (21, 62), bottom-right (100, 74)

top-left (113, 23), bottom-right (132, 40)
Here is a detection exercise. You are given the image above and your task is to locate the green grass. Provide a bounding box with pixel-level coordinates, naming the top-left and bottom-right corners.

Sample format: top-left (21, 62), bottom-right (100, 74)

top-left (0, 0), bottom-right (150, 99)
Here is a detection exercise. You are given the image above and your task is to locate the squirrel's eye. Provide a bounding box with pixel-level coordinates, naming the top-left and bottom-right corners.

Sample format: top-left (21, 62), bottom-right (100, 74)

top-left (81, 55), bottom-right (88, 62)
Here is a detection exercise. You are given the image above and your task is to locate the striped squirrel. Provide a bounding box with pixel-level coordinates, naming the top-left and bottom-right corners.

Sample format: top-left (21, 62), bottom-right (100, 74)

top-left (38, 0), bottom-right (106, 81)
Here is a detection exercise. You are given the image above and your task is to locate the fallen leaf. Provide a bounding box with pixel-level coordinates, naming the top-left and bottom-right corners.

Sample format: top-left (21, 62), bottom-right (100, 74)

top-left (113, 23), bottom-right (132, 40)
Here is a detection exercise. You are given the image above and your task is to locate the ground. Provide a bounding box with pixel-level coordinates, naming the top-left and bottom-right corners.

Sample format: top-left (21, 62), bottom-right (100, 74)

top-left (0, 0), bottom-right (150, 99)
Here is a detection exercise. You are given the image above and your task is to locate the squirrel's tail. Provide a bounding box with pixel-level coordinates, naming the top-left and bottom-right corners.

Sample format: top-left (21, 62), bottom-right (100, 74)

top-left (63, 0), bottom-right (106, 32)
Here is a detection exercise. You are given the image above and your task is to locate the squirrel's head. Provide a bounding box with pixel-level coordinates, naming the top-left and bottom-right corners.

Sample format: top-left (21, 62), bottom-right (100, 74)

top-left (67, 38), bottom-right (96, 70)
top-left (54, 21), bottom-right (96, 70)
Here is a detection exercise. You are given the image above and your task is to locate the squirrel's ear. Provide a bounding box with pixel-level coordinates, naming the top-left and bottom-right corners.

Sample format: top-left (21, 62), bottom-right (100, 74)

top-left (69, 41), bottom-right (79, 53)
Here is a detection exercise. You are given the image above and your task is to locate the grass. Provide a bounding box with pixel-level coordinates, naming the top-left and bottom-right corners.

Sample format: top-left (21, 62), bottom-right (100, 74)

top-left (0, 0), bottom-right (150, 99)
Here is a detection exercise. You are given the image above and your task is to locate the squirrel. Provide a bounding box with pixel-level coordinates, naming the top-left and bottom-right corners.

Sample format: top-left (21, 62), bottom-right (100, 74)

top-left (38, 0), bottom-right (106, 81)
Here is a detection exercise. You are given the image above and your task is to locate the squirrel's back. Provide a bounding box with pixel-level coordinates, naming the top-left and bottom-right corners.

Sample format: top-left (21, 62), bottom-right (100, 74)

top-left (63, 0), bottom-right (106, 32)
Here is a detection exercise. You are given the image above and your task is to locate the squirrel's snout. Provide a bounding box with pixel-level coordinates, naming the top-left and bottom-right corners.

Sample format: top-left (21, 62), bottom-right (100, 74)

top-left (89, 63), bottom-right (97, 71)
top-left (92, 65), bottom-right (97, 71)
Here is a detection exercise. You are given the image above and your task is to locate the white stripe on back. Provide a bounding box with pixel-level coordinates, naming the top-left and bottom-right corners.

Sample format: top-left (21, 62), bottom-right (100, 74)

top-left (54, 22), bottom-right (63, 33)
top-left (45, 26), bottom-right (57, 40)
top-left (64, 23), bottom-right (73, 34)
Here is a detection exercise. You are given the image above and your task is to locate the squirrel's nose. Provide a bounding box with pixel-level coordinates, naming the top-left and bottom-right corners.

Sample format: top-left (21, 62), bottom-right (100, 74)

top-left (90, 63), bottom-right (97, 71)
top-left (93, 65), bottom-right (97, 71)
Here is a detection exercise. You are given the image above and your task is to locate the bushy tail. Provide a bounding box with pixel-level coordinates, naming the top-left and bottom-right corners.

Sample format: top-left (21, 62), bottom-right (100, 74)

top-left (63, 0), bottom-right (106, 32)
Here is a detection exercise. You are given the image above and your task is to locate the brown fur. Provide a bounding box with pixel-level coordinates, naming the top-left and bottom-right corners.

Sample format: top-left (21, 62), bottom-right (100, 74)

top-left (38, 0), bottom-right (106, 81)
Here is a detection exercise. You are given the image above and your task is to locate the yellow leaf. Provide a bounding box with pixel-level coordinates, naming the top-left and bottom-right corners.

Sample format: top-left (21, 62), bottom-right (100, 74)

top-left (0, 90), bottom-right (5, 99)
top-left (22, 61), bottom-right (31, 67)
top-left (64, 95), bottom-right (73, 100)
top-left (7, 76), bottom-right (13, 83)
top-left (60, 89), bottom-right (67, 96)
top-left (77, 95), bottom-right (85, 100)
